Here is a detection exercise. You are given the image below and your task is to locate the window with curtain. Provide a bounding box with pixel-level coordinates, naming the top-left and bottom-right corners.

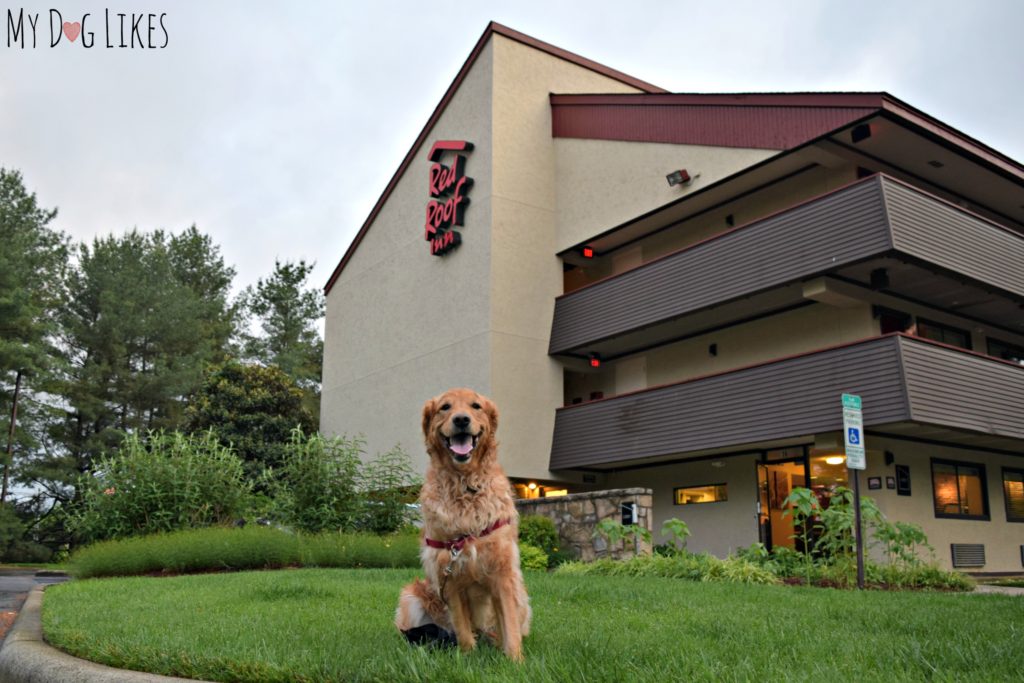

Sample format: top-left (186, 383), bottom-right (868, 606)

top-left (1003, 468), bottom-right (1024, 522)
top-left (931, 459), bottom-right (989, 520)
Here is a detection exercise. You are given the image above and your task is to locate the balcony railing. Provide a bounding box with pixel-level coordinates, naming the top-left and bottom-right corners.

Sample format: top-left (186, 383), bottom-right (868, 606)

top-left (550, 174), bottom-right (1024, 357)
top-left (549, 334), bottom-right (1024, 469)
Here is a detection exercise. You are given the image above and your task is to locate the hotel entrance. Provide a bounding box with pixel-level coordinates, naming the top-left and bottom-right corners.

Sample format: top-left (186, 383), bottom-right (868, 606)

top-left (757, 448), bottom-right (850, 551)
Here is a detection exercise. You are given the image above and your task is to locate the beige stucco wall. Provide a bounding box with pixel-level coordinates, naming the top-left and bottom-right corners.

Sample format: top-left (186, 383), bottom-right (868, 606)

top-left (554, 139), bottom-right (777, 251)
top-left (642, 302), bottom-right (876, 390)
top-left (487, 35), bottom-right (646, 479)
top-left (601, 436), bottom-right (1024, 572)
top-left (861, 437), bottom-right (1024, 573)
top-left (609, 455), bottom-right (762, 557)
top-left (321, 42), bottom-right (495, 471)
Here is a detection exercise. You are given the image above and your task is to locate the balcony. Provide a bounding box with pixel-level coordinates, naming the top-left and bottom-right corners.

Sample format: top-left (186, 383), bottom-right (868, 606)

top-left (549, 335), bottom-right (1024, 470)
top-left (549, 174), bottom-right (1024, 359)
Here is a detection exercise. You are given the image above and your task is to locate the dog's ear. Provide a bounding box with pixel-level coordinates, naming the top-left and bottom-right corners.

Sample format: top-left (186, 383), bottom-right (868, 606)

top-left (481, 396), bottom-right (499, 434)
top-left (421, 396), bottom-right (438, 437)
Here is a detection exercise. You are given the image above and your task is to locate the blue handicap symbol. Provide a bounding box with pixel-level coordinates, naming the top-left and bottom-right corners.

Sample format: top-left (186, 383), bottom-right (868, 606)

top-left (848, 427), bottom-right (860, 445)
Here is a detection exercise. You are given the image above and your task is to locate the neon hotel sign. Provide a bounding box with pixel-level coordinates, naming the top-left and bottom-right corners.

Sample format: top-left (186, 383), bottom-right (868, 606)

top-left (424, 140), bottom-right (473, 256)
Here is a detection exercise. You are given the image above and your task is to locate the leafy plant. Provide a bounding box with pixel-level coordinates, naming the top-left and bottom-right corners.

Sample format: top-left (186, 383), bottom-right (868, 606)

top-left (358, 446), bottom-right (420, 534)
top-left (781, 486), bottom-right (820, 584)
top-left (519, 542), bottom-right (549, 571)
top-left (519, 515), bottom-right (558, 555)
top-left (874, 519), bottom-right (933, 567)
top-left (593, 518), bottom-right (651, 556)
top-left (278, 430), bottom-right (363, 533)
top-left (66, 431), bottom-right (250, 543)
top-left (660, 518), bottom-right (691, 554)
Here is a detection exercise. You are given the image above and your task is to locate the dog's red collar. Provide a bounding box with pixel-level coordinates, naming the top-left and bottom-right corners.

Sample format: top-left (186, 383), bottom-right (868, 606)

top-left (424, 518), bottom-right (510, 552)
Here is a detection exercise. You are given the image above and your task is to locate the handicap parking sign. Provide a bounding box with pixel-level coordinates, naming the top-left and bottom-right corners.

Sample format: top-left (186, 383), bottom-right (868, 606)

top-left (842, 393), bottom-right (866, 470)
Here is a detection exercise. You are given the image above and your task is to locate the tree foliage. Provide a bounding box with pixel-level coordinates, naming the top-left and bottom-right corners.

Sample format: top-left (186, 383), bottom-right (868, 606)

top-left (183, 361), bottom-right (315, 478)
top-left (242, 260), bottom-right (324, 413)
top-left (0, 168), bottom-right (68, 503)
top-left (41, 228), bottom-right (237, 496)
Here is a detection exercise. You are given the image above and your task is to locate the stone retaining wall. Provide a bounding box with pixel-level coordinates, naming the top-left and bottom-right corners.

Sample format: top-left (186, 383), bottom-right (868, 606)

top-left (515, 487), bottom-right (653, 561)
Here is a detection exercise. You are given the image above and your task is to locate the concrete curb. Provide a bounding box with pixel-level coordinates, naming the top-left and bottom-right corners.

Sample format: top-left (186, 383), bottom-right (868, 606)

top-left (0, 586), bottom-right (207, 683)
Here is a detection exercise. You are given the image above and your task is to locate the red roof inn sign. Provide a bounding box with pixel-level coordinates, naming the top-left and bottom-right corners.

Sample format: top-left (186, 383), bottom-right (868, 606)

top-left (424, 140), bottom-right (474, 256)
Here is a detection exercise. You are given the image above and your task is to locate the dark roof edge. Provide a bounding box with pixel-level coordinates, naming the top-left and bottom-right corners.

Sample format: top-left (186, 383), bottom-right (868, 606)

top-left (878, 93), bottom-right (1024, 182)
top-left (324, 22), bottom-right (664, 294)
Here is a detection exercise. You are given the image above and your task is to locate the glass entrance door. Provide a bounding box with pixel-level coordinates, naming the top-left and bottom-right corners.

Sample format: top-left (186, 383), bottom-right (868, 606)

top-left (757, 459), bottom-right (807, 551)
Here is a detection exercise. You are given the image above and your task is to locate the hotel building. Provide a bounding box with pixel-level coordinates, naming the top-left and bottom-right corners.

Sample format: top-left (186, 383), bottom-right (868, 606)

top-left (321, 23), bottom-right (1024, 572)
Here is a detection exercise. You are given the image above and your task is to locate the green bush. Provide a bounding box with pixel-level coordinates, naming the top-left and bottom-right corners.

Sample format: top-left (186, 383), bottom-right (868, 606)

top-left (278, 430), bottom-right (362, 533)
top-left (519, 515), bottom-right (558, 554)
top-left (299, 531), bottom-right (419, 569)
top-left (183, 361), bottom-right (316, 480)
top-left (67, 526), bottom-right (421, 579)
top-left (519, 542), bottom-right (549, 571)
top-left (555, 551), bottom-right (779, 585)
top-left (359, 446), bottom-right (420, 534)
top-left (66, 431), bottom-right (250, 543)
top-left (277, 431), bottom-right (419, 534)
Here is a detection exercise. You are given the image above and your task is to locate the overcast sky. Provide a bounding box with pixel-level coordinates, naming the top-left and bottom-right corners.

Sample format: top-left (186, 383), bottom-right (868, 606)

top-left (2, 0), bottom-right (1023, 298)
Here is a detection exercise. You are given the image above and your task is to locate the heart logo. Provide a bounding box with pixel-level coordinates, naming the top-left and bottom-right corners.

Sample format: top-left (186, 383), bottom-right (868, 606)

top-left (63, 21), bottom-right (81, 42)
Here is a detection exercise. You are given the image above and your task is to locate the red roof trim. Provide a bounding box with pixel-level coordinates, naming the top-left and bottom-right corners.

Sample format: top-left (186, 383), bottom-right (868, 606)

top-left (323, 22), bottom-right (664, 294)
top-left (551, 92), bottom-right (887, 108)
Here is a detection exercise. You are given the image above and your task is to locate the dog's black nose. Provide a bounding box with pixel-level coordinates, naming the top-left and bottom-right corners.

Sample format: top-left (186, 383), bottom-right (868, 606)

top-left (452, 414), bottom-right (471, 430)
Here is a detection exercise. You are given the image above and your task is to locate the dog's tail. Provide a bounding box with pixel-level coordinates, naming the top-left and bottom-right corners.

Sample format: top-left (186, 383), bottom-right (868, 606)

top-left (395, 578), bottom-right (455, 645)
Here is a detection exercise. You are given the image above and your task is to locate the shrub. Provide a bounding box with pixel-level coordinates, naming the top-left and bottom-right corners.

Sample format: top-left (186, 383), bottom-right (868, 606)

top-left (183, 361), bottom-right (316, 480)
top-left (358, 446), bottom-right (420, 534)
top-left (278, 430), bottom-right (362, 533)
top-left (555, 551), bottom-right (779, 585)
top-left (519, 515), bottom-right (558, 554)
top-left (519, 543), bottom-right (549, 571)
top-left (277, 431), bottom-right (419, 534)
top-left (659, 518), bottom-right (691, 554)
top-left (66, 431), bottom-right (250, 543)
top-left (67, 526), bottom-right (421, 579)
top-left (593, 518), bottom-right (651, 554)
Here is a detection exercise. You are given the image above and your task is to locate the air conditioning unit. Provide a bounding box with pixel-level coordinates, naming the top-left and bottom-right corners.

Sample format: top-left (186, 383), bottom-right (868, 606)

top-left (951, 543), bottom-right (985, 568)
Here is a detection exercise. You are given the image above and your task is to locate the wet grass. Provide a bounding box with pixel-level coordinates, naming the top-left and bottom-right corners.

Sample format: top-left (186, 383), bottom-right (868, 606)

top-left (44, 568), bottom-right (1023, 682)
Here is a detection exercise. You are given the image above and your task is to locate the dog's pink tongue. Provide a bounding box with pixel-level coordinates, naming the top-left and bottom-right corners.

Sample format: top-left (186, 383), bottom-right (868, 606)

top-left (450, 435), bottom-right (473, 455)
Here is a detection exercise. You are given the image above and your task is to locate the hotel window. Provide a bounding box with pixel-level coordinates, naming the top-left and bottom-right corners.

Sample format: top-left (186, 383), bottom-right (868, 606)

top-left (674, 484), bottom-right (727, 505)
top-left (916, 318), bottom-right (972, 350)
top-left (1004, 468), bottom-right (1024, 523)
top-left (988, 338), bottom-right (1024, 366)
top-left (931, 459), bottom-right (989, 520)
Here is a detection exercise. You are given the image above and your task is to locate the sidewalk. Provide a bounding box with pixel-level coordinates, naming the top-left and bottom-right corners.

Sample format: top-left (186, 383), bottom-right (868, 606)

top-left (0, 585), bottom-right (206, 683)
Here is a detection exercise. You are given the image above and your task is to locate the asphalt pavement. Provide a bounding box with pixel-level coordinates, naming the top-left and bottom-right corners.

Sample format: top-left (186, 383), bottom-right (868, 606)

top-left (0, 570), bottom-right (68, 644)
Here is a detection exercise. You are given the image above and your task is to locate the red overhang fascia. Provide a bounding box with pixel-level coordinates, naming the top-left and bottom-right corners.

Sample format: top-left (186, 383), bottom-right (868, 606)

top-left (550, 92), bottom-right (888, 108)
top-left (323, 22), bottom-right (665, 294)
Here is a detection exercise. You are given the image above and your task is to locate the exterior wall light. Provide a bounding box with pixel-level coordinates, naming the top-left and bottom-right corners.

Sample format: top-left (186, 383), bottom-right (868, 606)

top-left (666, 169), bottom-right (692, 187)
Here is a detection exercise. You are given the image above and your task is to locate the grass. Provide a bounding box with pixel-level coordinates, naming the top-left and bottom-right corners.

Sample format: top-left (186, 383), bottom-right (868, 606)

top-left (44, 569), bottom-right (1023, 683)
top-left (67, 526), bottom-right (419, 579)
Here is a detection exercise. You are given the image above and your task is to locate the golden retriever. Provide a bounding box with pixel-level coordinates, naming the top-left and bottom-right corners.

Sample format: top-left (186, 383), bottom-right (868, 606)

top-left (394, 388), bottom-right (531, 661)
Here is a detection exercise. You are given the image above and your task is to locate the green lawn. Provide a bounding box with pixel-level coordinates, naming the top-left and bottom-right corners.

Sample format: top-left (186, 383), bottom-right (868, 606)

top-left (43, 569), bottom-right (1022, 683)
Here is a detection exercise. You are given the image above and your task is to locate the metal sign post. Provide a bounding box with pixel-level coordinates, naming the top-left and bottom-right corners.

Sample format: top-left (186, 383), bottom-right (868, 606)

top-left (842, 393), bottom-right (866, 589)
